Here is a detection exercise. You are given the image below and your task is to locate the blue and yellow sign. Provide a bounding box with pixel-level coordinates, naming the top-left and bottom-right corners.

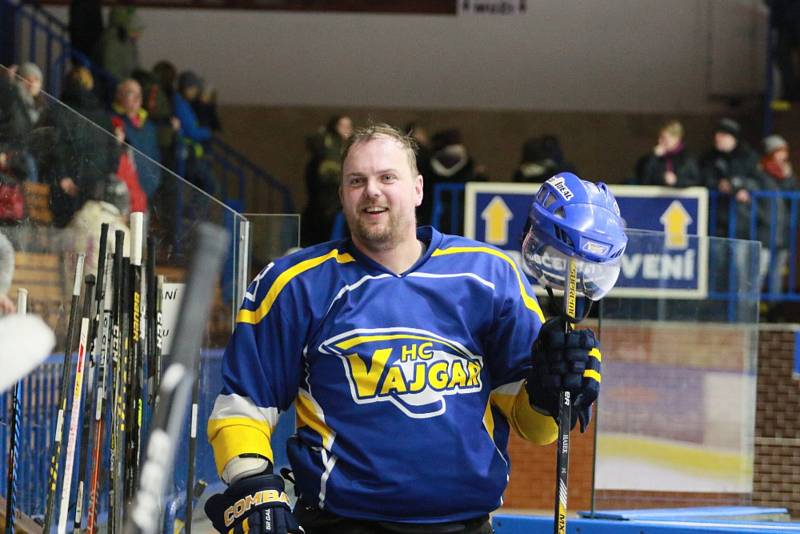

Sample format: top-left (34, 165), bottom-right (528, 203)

top-left (463, 183), bottom-right (708, 299)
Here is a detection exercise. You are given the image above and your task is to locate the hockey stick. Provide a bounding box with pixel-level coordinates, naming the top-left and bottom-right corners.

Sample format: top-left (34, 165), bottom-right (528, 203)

top-left (109, 232), bottom-right (127, 534)
top-left (86, 248), bottom-right (114, 534)
top-left (124, 223), bottom-right (229, 534)
top-left (5, 289), bottom-right (27, 534)
top-left (553, 258), bottom-right (577, 534)
top-left (73, 224), bottom-right (110, 533)
top-left (125, 212), bottom-right (145, 503)
top-left (146, 237), bottom-right (157, 408)
top-left (57, 274), bottom-right (95, 534)
top-left (43, 254), bottom-right (86, 534)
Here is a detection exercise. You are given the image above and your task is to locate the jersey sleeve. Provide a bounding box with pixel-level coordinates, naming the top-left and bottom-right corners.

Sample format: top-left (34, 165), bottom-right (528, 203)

top-left (207, 262), bottom-right (307, 476)
top-left (484, 254), bottom-right (557, 445)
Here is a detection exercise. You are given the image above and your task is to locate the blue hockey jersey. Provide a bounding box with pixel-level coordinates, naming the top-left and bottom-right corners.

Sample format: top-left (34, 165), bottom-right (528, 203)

top-left (208, 226), bottom-right (556, 523)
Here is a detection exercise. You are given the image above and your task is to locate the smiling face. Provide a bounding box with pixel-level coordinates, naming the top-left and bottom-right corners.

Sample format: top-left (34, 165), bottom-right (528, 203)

top-left (340, 135), bottom-right (423, 253)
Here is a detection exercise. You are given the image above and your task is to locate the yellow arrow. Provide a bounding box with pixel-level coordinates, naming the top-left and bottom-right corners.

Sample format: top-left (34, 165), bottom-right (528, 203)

top-left (482, 196), bottom-right (513, 245)
top-left (659, 200), bottom-right (692, 249)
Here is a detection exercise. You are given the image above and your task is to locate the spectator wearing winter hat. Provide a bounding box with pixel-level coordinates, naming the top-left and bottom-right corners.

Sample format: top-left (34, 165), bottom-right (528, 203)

top-left (700, 118), bottom-right (767, 238)
top-left (759, 134), bottom-right (797, 296)
top-left (0, 62), bottom-right (49, 182)
top-left (634, 120), bottom-right (700, 187)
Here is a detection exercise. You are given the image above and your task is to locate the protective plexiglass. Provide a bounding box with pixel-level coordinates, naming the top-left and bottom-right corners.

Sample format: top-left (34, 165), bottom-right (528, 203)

top-left (589, 230), bottom-right (760, 511)
top-left (0, 63), bottom-right (283, 531)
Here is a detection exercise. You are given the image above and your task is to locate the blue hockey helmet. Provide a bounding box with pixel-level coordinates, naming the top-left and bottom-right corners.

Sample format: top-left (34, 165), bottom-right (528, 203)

top-left (522, 173), bottom-right (627, 300)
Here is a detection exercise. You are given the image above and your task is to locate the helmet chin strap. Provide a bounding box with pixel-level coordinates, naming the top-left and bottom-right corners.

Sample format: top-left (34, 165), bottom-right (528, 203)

top-left (544, 285), bottom-right (593, 323)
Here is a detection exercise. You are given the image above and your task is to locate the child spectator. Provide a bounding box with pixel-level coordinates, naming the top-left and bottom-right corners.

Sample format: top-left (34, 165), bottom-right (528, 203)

top-left (634, 120), bottom-right (700, 187)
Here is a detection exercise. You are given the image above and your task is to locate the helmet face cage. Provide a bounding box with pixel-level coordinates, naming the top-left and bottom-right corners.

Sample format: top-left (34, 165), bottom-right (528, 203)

top-left (522, 227), bottom-right (622, 301)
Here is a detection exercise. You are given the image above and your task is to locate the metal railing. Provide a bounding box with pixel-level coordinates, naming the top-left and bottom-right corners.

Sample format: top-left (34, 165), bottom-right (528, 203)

top-left (0, 0), bottom-right (294, 215)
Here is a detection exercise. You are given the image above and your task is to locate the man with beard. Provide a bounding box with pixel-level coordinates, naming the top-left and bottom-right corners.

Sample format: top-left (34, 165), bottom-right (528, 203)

top-left (204, 124), bottom-right (602, 534)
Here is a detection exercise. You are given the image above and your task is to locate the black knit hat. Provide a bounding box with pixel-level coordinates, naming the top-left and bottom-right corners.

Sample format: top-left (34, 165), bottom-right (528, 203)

top-left (714, 118), bottom-right (741, 138)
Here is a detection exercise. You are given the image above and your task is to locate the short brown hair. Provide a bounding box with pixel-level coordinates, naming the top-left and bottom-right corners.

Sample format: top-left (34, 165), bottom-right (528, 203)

top-left (341, 123), bottom-right (419, 178)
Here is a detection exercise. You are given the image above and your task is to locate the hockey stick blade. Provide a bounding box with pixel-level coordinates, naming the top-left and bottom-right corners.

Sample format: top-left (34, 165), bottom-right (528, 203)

top-left (125, 223), bottom-right (230, 534)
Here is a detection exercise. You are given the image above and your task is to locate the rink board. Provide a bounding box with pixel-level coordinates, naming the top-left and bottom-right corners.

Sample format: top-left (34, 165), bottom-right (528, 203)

top-left (492, 514), bottom-right (800, 533)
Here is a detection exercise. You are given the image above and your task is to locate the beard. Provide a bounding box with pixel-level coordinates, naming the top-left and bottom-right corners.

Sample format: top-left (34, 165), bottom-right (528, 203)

top-left (345, 206), bottom-right (414, 252)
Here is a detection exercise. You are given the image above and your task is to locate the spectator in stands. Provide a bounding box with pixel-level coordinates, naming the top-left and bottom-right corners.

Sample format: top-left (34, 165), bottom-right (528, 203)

top-left (512, 134), bottom-right (577, 183)
top-left (111, 78), bottom-right (162, 200)
top-left (405, 122), bottom-right (434, 225)
top-left (302, 114), bottom-right (353, 245)
top-left (68, 0), bottom-right (103, 61)
top-left (0, 230), bottom-right (15, 314)
top-left (767, 0), bottom-right (800, 101)
top-left (151, 61), bottom-right (181, 172)
top-left (701, 118), bottom-right (773, 309)
top-left (759, 134), bottom-right (797, 294)
top-left (0, 62), bottom-right (48, 183)
top-left (48, 66), bottom-right (120, 226)
top-left (634, 120), bottom-right (700, 187)
top-left (66, 176), bottom-right (131, 277)
top-left (192, 81), bottom-right (222, 132)
top-left (428, 128), bottom-right (487, 234)
top-left (111, 116), bottom-right (148, 215)
top-left (97, 6), bottom-right (144, 82)
top-left (700, 118), bottom-right (767, 239)
top-left (174, 70), bottom-right (218, 195)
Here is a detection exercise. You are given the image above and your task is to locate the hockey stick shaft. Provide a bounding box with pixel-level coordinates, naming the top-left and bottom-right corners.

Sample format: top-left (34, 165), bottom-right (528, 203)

top-left (5, 289), bottom-right (27, 534)
top-left (73, 224), bottom-right (110, 533)
top-left (43, 254), bottom-right (86, 534)
top-left (109, 232), bottom-right (127, 534)
top-left (57, 274), bottom-right (95, 534)
top-left (146, 237), bottom-right (157, 407)
top-left (124, 212), bottom-right (145, 502)
top-left (125, 223), bottom-right (229, 534)
top-left (553, 258), bottom-right (577, 534)
top-left (86, 255), bottom-right (114, 534)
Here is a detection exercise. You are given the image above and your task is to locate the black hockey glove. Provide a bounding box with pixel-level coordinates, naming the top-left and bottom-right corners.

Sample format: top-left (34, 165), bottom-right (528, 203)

top-left (204, 473), bottom-right (303, 534)
top-left (526, 317), bottom-right (602, 433)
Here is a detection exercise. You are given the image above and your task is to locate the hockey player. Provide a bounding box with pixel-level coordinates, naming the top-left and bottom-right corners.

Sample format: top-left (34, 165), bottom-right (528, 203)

top-left (205, 124), bottom-right (621, 533)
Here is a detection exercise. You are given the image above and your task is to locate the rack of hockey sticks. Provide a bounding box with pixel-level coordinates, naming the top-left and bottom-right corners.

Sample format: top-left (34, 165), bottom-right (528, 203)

top-left (35, 212), bottom-right (183, 534)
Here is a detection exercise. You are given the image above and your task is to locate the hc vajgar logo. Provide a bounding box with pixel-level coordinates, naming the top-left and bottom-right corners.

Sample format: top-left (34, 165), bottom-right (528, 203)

top-left (319, 328), bottom-right (484, 418)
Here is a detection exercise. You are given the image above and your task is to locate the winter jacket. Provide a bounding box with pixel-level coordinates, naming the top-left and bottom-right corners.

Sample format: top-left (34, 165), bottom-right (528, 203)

top-left (700, 142), bottom-right (770, 241)
top-left (635, 147), bottom-right (700, 187)
top-left (112, 106), bottom-right (162, 198)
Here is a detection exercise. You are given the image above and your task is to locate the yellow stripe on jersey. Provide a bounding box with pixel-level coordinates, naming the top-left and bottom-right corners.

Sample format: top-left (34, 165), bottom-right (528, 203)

top-left (431, 247), bottom-right (545, 322)
top-left (237, 249), bottom-right (355, 325)
top-left (208, 417), bottom-right (274, 476)
top-left (295, 392), bottom-right (335, 449)
top-left (589, 347), bottom-right (602, 362)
